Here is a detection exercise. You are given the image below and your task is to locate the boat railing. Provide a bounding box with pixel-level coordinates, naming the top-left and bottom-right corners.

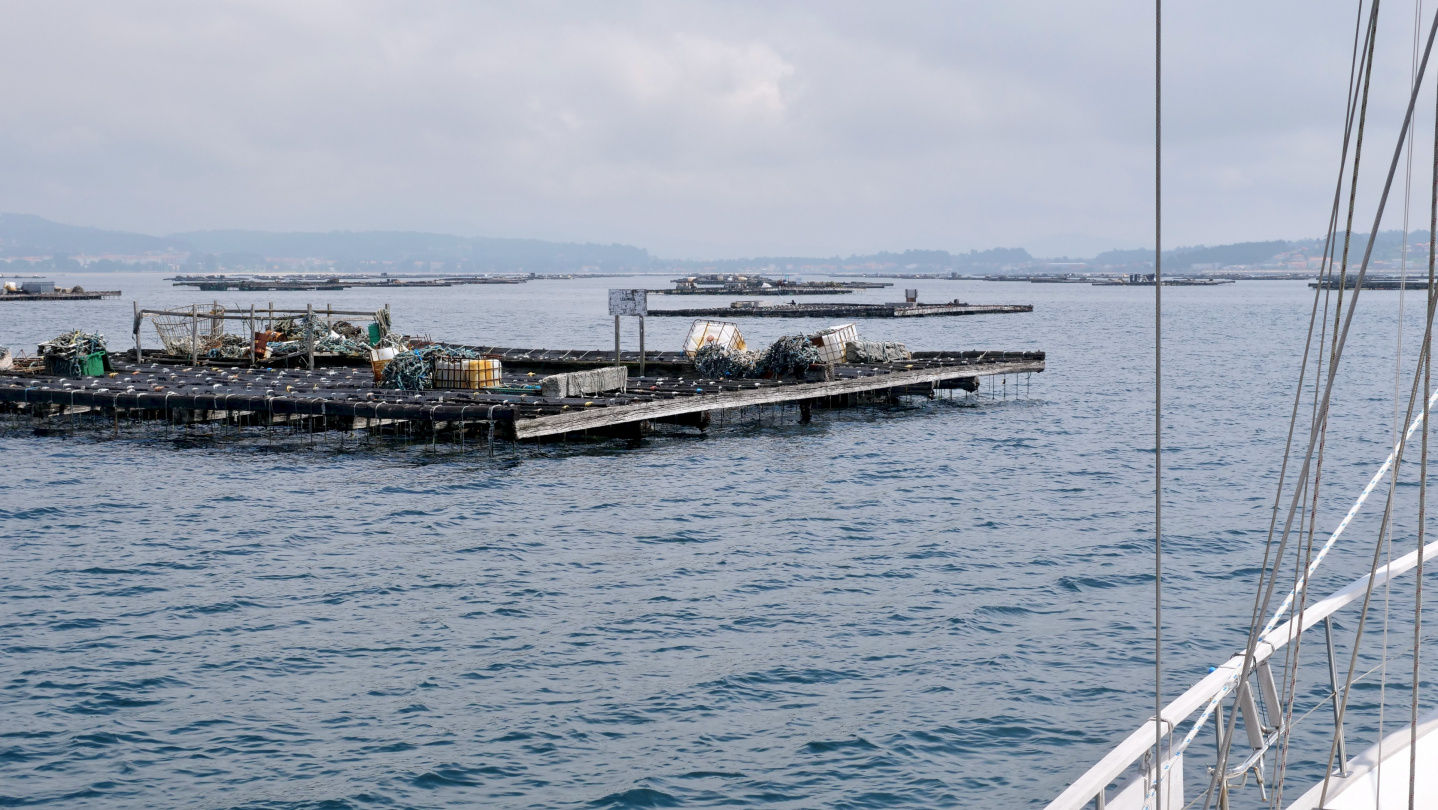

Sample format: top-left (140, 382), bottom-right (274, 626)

top-left (1045, 539), bottom-right (1438, 810)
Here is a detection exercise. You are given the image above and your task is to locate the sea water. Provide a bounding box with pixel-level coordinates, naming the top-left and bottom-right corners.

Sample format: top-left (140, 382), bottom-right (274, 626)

top-left (1, 273), bottom-right (1430, 807)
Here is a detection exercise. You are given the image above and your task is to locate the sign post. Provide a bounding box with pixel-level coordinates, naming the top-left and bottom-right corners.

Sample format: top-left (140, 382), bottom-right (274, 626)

top-left (608, 289), bottom-right (648, 375)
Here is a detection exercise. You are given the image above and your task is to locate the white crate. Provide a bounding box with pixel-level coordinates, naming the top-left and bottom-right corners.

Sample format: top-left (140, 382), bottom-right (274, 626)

top-left (808, 323), bottom-right (858, 364)
top-left (683, 320), bottom-right (747, 356)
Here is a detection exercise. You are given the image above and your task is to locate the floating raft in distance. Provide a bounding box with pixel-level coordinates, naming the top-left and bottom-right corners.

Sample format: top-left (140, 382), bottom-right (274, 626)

top-left (646, 286), bottom-right (856, 296)
top-left (1309, 276), bottom-right (1419, 290)
top-left (169, 274), bottom-right (531, 291)
top-left (175, 279), bottom-right (466, 291)
top-left (0, 348), bottom-right (1044, 441)
top-left (0, 290), bottom-right (122, 302)
top-left (647, 301), bottom-right (1034, 318)
top-left (1090, 278), bottom-right (1235, 287)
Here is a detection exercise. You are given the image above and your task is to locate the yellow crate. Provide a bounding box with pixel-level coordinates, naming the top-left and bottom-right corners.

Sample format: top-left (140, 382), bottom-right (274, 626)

top-left (434, 358), bottom-right (502, 389)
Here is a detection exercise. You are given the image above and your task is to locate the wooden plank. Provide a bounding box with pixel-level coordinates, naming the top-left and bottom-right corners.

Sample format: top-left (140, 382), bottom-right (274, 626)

top-left (514, 360), bottom-right (1041, 438)
top-left (351, 416), bottom-right (409, 429)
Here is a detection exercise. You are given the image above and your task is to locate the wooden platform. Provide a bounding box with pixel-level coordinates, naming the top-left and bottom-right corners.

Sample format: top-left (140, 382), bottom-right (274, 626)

top-left (0, 290), bottom-right (121, 302)
top-left (648, 301), bottom-right (1034, 318)
top-left (646, 287), bottom-right (854, 296)
top-left (0, 348), bottom-right (1044, 443)
top-left (1310, 277), bottom-right (1415, 290)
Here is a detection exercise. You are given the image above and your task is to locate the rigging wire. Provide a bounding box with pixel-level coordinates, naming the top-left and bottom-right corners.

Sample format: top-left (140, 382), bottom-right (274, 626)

top-left (1376, 2), bottom-right (1424, 795)
top-left (1153, 0), bottom-right (1165, 807)
top-left (1321, 10), bottom-right (1438, 785)
top-left (1211, 0), bottom-right (1438, 802)
top-left (1410, 45), bottom-right (1438, 810)
top-left (1207, 4), bottom-right (1385, 806)
top-left (1270, 6), bottom-right (1377, 802)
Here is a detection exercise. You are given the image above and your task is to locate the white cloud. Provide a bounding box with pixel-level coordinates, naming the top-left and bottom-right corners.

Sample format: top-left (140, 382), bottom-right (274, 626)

top-left (0, 0), bottom-right (1419, 257)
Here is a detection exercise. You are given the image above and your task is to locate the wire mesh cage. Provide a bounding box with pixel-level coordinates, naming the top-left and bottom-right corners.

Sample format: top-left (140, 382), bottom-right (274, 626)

top-left (152, 306), bottom-right (228, 356)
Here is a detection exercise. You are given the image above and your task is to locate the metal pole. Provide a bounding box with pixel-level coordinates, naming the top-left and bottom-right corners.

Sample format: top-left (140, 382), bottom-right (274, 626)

top-left (133, 300), bottom-right (141, 363)
top-left (190, 303), bottom-right (198, 366)
top-left (1324, 617), bottom-right (1349, 774)
top-left (614, 315), bottom-right (621, 368)
top-left (306, 303), bottom-right (315, 371)
top-left (639, 315), bottom-right (646, 378)
top-left (249, 304), bottom-right (256, 366)
top-left (268, 301), bottom-right (274, 332)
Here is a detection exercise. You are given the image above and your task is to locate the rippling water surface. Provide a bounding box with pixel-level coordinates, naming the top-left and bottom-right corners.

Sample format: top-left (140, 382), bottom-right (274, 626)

top-left (1, 274), bottom-right (1431, 807)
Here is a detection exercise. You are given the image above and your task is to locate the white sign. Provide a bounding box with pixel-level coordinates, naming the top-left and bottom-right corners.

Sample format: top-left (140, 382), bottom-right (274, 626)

top-left (608, 289), bottom-right (648, 316)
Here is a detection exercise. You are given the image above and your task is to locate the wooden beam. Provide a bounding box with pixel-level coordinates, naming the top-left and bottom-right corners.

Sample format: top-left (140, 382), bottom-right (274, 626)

top-left (514, 359), bottom-right (1042, 438)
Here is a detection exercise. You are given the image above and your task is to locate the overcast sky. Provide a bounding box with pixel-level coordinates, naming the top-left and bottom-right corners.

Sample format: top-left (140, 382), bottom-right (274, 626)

top-left (0, 1), bottom-right (1427, 258)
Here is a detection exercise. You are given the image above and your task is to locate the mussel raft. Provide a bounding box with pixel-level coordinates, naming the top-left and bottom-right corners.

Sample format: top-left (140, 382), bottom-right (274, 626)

top-left (0, 345), bottom-right (1045, 444)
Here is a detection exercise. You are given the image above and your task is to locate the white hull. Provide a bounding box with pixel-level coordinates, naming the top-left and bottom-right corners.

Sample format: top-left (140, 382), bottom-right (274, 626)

top-left (1288, 709), bottom-right (1438, 809)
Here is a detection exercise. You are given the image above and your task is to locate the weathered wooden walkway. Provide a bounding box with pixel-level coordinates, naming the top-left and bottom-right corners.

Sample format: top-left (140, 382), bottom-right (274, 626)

top-left (0, 348), bottom-right (1044, 442)
top-left (0, 290), bottom-right (122, 302)
top-left (648, 302), bottom-right (1034, 318)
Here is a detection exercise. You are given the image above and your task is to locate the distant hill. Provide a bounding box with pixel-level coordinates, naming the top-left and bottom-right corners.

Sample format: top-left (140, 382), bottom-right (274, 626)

top-left (171, 229), bottom-right (652, 271)
top-left (678, 247), bottom-right (1032, 272)
top-left (6, 211), bottom-right (1430, 274)
top-left (0, 214), bottom-right (653, 271)
top-left (0, 213), bottom-right (187, 257)
top-left (1093, 240), bottom-right (1296, 269)
top-left (1087, 232), bottom-right (1435, 269)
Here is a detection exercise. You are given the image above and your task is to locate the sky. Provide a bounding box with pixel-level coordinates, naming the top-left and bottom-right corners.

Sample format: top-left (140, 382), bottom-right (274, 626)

top-left (0, 1), bottom-right (1428, 259)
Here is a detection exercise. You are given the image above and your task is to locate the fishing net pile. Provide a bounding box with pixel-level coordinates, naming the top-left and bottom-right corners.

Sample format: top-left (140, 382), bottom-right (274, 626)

top-left (690, 334), bottom-right (820, 380)
top-left (689, 325), bottom-right (910, 381)
top-left (273, 313), bottom-right (330, 342)
top-left (313, 334), bottom-right (370, 355)
top-left (205, 333), bottom-right (252, 359)
top-left (416, 344), bottom-right (483, 362)
top-left (376, 344), bottom-right (486, 390)
top-left (373, 332), bottom-right (407, 352)
top-left (265, 316), bottom-right (378, 359)
top-left (379, 352), bottom-right (431, 390)
top-left (693, 342), bottom-right (758, 378)
top-left (41, 331), bottom-right (107, 376)
top-left (756, 335), bottom-right (821, 378)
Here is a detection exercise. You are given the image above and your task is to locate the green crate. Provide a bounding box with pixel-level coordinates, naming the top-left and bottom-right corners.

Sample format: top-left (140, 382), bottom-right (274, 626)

top-left (45, 351), bottom-right (107, 376)
top-left (80, 351), bottom-right (107, 376)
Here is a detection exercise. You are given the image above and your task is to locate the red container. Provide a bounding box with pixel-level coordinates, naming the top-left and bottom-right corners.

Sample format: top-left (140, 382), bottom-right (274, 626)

top-left (253, 330), bottom-right (282, 356)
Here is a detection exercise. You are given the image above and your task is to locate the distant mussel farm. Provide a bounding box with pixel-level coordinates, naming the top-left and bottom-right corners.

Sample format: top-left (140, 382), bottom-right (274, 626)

top-left (0, 300), bottom-right (1044, 451)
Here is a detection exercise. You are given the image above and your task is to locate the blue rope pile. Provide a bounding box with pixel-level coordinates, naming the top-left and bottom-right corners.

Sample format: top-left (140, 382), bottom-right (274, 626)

top-left (379, 352), bottom-right (431, 390)
top-left (416, 344), bottom-right (482, 361)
